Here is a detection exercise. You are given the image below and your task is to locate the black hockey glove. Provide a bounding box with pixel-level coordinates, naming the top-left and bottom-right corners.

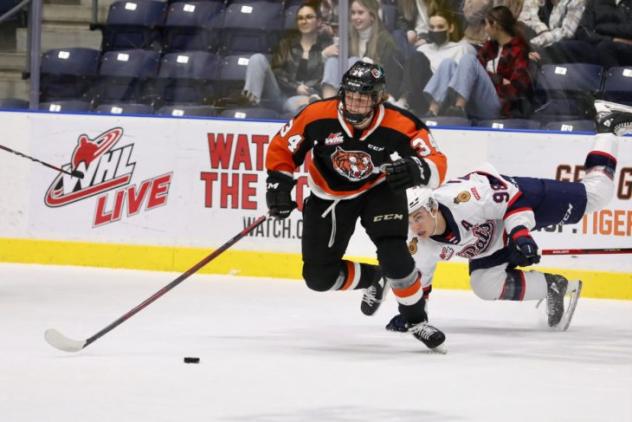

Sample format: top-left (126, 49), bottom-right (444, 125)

top-left (507, 225), bottom-right (541, 267)
top-left (382, 157), bottom-right (430, 190)
top-left (266, 171), bottom-right (297, 219)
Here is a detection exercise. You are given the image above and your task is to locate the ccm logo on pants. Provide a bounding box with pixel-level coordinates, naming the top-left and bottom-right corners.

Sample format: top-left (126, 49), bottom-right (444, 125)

top-left (373, 214), bottom-right (404, 222)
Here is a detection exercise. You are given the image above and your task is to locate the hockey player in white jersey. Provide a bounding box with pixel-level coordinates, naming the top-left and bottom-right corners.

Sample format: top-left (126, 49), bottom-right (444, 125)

top-left (384, 100), bottom-right (631, 333)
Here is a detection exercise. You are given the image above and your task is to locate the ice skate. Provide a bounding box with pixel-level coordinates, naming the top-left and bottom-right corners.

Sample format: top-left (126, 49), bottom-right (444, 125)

top-left (409, 321), bottom-right (447, 354)
top-left (545, 273), bottom-right (568, 328)
top-left (558, 280), bottom-right (582, 331)
top-left (594, 100), bottom-right (632, 136)
top-left (385, 313), bottom-right (408, 332)
top-left (361, 276), bottom-right (388, 316)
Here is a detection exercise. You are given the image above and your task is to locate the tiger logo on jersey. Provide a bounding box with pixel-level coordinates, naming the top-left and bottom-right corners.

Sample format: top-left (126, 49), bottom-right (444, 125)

top-left (330, 147), bottom-right (375, 181)
top-left (408, 237), bottom-right (418, 254)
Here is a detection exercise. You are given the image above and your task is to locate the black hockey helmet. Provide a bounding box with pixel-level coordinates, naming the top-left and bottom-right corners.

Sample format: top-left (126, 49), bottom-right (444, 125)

top-left (339, 60), bottom-right (386, 124)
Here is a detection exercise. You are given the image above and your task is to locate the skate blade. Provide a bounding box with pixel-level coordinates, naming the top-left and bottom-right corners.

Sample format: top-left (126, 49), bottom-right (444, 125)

top-left (594, 100), bottom-right (632, 115)
top-left (431, 343), bottom-right (448, 354)
top-left (557, 280), bottom-right (582, 331)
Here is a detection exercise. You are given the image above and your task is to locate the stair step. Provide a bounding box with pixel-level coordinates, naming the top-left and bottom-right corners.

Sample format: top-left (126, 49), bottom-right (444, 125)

top-left (0, 52), bottom-right (27, 72)
top-left (42, 3), bottom-right (109, 24)
top-left (17, 24), bottom-right (102, 52)
top-left (0, 71), bottom-right (29, 100)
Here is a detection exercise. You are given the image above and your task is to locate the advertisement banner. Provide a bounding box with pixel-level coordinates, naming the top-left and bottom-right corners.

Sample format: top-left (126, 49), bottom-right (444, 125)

top-left (10, 112), bottom-right (629, 263)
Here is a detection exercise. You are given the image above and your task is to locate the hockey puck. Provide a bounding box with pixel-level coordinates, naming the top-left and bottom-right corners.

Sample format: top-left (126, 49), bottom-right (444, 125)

top-left (183, 357), bottom-right (200, 364)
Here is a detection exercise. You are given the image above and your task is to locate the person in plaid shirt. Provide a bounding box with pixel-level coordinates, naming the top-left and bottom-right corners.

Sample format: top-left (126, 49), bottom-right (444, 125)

top-left (422, 6), bottom-right (532, 119)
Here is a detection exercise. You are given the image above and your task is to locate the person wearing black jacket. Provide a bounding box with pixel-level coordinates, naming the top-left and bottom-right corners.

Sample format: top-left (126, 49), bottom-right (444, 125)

top-left (241, 2), bottom-right (332, 114)
top-left (537, 0), bottom-right (632, 67)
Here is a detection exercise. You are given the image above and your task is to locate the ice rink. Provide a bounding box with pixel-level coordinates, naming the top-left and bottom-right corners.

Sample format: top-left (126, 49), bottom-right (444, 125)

top-left (1, 263), bottom-right (631, 422)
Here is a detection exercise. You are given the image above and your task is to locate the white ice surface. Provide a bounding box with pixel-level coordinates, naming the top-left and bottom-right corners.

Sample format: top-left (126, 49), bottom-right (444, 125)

top-left (1, 263), bottom-right (631, 422)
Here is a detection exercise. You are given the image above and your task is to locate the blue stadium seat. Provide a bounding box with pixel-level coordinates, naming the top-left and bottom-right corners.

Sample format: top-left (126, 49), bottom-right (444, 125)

top-left (219, 106), bottom-right (280, 119)
top-left (39, 100), bottom-right (92, 113)
top-left (95, 103), bottom-right (154, 114)
top-left (536, 64), bottom-right (603, 93)
top-left (543, 120), bottom-right (595, 133)
top-left (534, 64), bottom-right (603, 120)
top-left (215, 53), bottom-right (252, 101)
top-left (100, 0), bottom-right (167, 51)
top-left (163, 1), bottom-right (225, 52)
top-left (155, 51), bottom-right (220, 105)
top-left (94, 49), bottom-right (160, 104)
top-left (156, 104), bottom-right (218, 117)
top-left (219, 0), bottom-right (284, 54)
top-left (476, 119), bottom-right (541, 130)
top-left (603, 67), bottom-right (632, 105)
top-left (423, 116), bottom-right (472, 127)
top-left (0, 98), bottom-right (29, 109)
top-left (40, 48), bottom-right (100, 101)
top-left (283, 4), bottom-right (300, 30)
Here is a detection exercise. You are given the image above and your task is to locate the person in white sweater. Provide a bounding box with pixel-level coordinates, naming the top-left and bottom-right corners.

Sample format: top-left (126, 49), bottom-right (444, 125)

top-left (396, 6), bottom-right (476, 115)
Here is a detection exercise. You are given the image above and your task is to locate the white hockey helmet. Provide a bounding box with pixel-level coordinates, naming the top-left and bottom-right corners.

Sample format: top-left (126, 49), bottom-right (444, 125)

top-left (407, 186), bottom-right (438, 214)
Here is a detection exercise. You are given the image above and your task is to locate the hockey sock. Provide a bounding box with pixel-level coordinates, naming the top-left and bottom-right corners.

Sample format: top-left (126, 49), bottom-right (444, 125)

top-left (336, 261), bottom-right (381, 291)
top-left (500, 269), bottom-right (547, 301)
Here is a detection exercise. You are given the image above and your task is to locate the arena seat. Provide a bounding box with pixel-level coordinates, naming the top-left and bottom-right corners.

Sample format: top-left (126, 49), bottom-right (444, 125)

top-left (218, 0), bottom-right (284, 54)
top-left (476, 119), bottom-right (541, 130)
top-left (0, 98), bottom-right (29, 110)
top-left (40, 48), bottom-right (100, 102)
top-left (155, 51), bottom-right (219, 105)
top-left (215, 53), bottom-right (252, 102)
top-left (94, 49), bottom-right (160, 104)
top-left (543, 119), bottom-right (595, 133)
top-left (100, 0), bottom-right (167, 51)
top-left (423, 116), bottom-right (472, 127)
top-left (219, 106), bottom-right (280, 119)
top-left (533, 64), bottom-right (603, 120)
top-left (95, 103), bottom-right (154, 115)
top-left (39, 100), bottom-right (92, 113)
top-left (156, 104), bottom-right (218, 117)
top-left (162, 0), bottom-right (225, 52)
top-left (602, 67), bottom-right (632, 105)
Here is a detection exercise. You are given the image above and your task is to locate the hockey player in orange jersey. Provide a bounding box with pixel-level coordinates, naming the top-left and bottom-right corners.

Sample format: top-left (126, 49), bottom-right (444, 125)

top-left (265, 60), bottom-right (448, 352)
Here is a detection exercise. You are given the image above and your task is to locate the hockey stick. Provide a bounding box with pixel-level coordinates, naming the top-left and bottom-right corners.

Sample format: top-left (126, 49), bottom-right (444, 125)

top-left (542, 248), bottom-right (632, 255)
top-left (0, 144), bottom-right (84, 178)
top-left (44, 214), bottom-right (268, 353)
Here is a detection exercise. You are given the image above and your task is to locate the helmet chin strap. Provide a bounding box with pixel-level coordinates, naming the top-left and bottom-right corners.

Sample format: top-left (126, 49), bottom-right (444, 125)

top-left (430, 209), bottom-right (439, 236)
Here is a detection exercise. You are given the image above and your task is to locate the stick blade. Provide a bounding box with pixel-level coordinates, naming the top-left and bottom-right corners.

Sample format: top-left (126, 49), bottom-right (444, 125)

top-left (44, 329), bottom-right (87, 352)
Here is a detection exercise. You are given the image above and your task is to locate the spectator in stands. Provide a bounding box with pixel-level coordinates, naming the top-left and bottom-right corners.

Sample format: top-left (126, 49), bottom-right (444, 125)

top-left (241, 2), bottom-right (331, 115)
top-left (520, 0), bottom-right (586, 56)
top-left (463, 0), bottom-right (524, 45)
top-left (319, 0), bottom-right (339, 38)
top-left (396, 6), bottom-right (475, 115)
top-left (423, 6), bottom-right (532, 119)
top-left (320, 0), bottom-right (404, 98)
top-left (530, 0), bottom-right (632, 67)
top-left (392, 0), bottom-right (435, 57)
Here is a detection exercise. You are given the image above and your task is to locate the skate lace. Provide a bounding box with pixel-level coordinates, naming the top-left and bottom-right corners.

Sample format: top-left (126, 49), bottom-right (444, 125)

top-left (410, 323), bottom-right (436, 340)
top-left (362, 285), bottom-right (381, 305)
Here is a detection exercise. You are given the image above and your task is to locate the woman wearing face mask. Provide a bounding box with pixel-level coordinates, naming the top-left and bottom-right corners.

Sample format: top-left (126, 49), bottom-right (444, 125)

top-left (423, 5), bottom-right (532, 119)
top-left (395, 7), bottom-right (475, 115)
top-left (320, 0), bottom-right (403, 99)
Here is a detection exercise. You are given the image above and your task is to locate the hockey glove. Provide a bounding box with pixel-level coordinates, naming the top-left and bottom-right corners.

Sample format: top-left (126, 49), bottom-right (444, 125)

top-left (382, 157), bottom-right (430, 190)
top-left (507, 225), bottom-right (541, 267)
top-left (266, 171), bottom-right (297, 219)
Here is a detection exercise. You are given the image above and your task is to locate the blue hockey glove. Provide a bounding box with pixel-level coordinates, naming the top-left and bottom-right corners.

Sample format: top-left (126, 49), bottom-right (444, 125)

top-left (382, 157), bottom-right (430, 190)
top-left (508, 225), bottom-right (540, 267)
top-left (266, 171), bottom-right (297, 219)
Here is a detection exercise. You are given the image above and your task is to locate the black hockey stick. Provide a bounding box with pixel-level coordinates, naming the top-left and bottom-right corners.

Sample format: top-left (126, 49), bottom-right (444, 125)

top-left (0, 144), bottom-right (84, 178)
top-left (44, 214), bottom-right (268, 352)
top-left (542, 247), bottom-right (632, 255)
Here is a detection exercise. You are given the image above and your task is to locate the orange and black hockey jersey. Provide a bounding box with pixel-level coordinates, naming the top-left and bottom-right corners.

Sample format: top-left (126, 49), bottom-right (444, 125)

top-left (266, 98), bottom-right (447, 200)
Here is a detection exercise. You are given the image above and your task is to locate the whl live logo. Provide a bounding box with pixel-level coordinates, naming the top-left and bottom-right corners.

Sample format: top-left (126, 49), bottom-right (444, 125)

top-left (44, 127), bottom-right (172, 227)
